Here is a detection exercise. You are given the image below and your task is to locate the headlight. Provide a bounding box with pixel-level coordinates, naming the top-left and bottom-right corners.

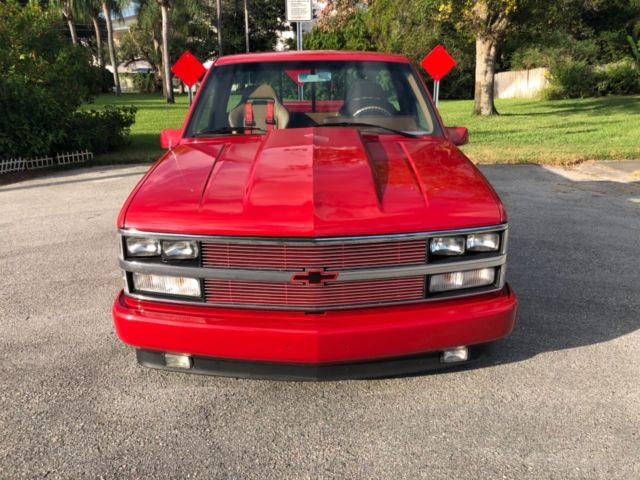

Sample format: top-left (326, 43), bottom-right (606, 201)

top-left (132, 273), bottom-right (201, 297)
top-left (429, 268), bottom-right (496, 293)
top-left (466, 233), bottom-right (500, 252)
top-left (163, 240), bottom-right (199, 259)
top-left (126, 237), bottom-right (161, 257)
top-left (430, 236), bottom-right (465, 256)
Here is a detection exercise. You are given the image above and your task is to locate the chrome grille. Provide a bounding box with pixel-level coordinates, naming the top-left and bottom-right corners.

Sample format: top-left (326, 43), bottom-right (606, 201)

top-left (202, 239), bottom-right (427, 270)
top-left (119, 225), bottom-right (508, 311)
top-left (205, 276), bottom-right (425, 309)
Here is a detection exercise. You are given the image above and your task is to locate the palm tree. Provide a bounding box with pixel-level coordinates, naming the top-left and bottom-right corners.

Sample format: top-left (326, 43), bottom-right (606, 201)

top-left (49, 0), bottom-right (79, 45)
top-left (90, 12), bottom-right (104, 68)
top-left (123, 0), bottom-right (165, 94)
top-left (101, 0), bottom-right (122, 94)
top-left (73, 0), bottom-right (105, 67)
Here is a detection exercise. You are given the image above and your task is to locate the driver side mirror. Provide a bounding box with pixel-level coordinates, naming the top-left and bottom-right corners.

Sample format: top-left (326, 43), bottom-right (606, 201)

top-left (445, 126), bottom-right (469, 146)
top-left (160, 128), bottom-right (183, 149)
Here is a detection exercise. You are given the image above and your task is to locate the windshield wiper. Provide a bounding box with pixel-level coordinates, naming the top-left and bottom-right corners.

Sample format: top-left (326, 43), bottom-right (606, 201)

top-left (321, 121), bottom-right (419, 139)
top-left (192, 126), bottom-right (266, 137)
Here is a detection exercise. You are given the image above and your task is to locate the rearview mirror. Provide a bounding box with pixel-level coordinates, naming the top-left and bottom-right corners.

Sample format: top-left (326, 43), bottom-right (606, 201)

top-left (160, 128), bottom-right (183, 149)
top-left (445, 126), bottom-right (469, 146)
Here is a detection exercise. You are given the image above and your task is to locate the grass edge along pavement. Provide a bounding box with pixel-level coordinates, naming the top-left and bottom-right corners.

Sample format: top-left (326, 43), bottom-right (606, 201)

top-left (86, 93), bottom-right (640, 166)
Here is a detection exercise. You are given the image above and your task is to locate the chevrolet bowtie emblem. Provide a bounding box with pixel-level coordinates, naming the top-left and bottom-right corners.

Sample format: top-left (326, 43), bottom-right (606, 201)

top-left (291, 269), bottom-right (339, 286)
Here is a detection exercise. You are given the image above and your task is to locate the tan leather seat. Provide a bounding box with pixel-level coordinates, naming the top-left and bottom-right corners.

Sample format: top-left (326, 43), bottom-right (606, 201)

top-left (228, 84), bottom-right (290, 130)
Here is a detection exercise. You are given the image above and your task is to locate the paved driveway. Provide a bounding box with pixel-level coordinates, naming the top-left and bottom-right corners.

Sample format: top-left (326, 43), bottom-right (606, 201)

top-left (1, 163), bottom-right (638, 479)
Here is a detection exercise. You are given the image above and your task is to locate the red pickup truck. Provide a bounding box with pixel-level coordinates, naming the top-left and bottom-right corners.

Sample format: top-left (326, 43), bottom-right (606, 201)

top-left (113, 51), bottom-right (517, 380)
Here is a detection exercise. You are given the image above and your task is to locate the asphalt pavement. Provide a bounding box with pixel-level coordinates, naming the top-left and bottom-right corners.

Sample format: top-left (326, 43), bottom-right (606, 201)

top-left (1, 162), bottom-right (638, 479)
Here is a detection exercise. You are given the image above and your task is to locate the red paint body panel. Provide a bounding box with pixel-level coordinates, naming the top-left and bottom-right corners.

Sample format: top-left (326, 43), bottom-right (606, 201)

top-left (113, 286), bottom-right (517, 363)
top-left (121, 130), bottom-right (502, 236)
top-left (214, 50), bottom-right (412, 66)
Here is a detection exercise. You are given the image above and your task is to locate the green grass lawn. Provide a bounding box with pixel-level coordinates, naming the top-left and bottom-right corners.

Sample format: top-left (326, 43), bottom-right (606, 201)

top-left (90, 93), bottom-right (640, 165)
top-left (438, 96), bottom-right (640, 164)
top-left (90, 93), bottom-right (189, 164)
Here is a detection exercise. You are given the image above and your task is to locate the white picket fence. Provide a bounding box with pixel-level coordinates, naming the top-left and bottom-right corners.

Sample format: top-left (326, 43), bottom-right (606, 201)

top-left (0, 150), bottom-right (93, 175)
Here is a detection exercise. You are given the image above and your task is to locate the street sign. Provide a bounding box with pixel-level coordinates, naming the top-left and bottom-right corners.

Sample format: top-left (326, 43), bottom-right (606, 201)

top-left (286, 0), bottom-right (311, 52)
top-left (286, 0), bottom-right (312, 22)
top-left (171, 51), bottom-right (205, 88)
top-left (420, 45), bottom-right (456, 81)
top-left (420, 45), bottom-right (456, 106)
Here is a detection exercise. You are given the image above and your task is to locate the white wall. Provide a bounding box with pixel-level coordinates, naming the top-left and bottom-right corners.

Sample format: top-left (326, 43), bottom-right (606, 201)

top-left (494, 68), bottom-right (549, 99)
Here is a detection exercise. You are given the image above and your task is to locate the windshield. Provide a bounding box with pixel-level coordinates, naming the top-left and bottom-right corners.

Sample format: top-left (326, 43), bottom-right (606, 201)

top-left (185, 60), bottom-right (441, 138)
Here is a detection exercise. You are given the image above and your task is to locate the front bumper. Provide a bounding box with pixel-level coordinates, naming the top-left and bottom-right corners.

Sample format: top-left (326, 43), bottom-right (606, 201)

top-left (136, 344), bottom-right (493, 380)
top-left (113, 284), bottom-right (517, 378)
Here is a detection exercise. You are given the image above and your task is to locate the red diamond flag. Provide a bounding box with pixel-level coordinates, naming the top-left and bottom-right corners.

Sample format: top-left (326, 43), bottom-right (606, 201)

top-left (420, 45), bottom-right (456, 81)
top-left (171, 51), bottom-right (206, 88)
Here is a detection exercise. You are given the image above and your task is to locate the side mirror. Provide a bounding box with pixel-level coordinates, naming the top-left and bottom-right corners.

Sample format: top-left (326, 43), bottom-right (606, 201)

top-left (445, 126), bottom-right (469, 146)
top-left (160, 128), bottom-right (183, 149)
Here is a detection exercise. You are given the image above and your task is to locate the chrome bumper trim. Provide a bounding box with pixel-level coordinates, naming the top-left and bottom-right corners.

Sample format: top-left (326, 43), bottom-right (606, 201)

top-left (120, 255), bottom-right (506, 283)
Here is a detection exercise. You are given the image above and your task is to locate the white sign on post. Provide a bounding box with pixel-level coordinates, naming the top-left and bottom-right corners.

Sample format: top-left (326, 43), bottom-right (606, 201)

top-left (286, 0), bottom-right (312, 22)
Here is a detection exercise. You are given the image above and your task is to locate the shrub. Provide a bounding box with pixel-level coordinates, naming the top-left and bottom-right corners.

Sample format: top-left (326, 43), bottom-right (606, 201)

top-left (133, 72), bottom-right (161, 93)
top-left (541, 60), bottom-right (605, 99)
top-left (0, 77), bottom-right (68, 158)
top-left (510, 37), bottom-right (600, 70)
top-left (542, 58), bottom-right (640, 99)
top-left (511, 46), bottom-right (565, 70)
top-left (597, 60), bottom-right (640, 95)
top-left (59, 106), bottom-right (138, 154)
top-left (540, 84), bottom-right (567, 101)
top-left (93, 66), bottom-right (116, 94)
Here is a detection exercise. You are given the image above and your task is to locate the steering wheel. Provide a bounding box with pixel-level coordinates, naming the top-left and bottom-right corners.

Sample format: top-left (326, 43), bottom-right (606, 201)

top-left (352, 105), bottom-right (393, 117)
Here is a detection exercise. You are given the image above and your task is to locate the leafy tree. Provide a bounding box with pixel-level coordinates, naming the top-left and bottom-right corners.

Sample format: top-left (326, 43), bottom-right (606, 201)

top-left (304, 10), bottom-right (374, 51)
top-left (218, 0), bottom-right (287, 53)
top-left (121, 0), bottom-right (286, 100)
top-left (629, 34), bottom-right (640, 67)
top-left (504, 0), bottom-right (640, 70)
top-left (119, 1), bottom-right (163, 75)
top-left (309, 0), bottom-right (473, 98)
top-left (0, 0), bottom-right (114, 157)
top-left (316, 0), bottom-right (369, 30)
top-left (464, 0), bottom-right (515, 115)
top-left (120, 0), bottom-right (216, 97)
top-left (414, 0), bottom-right (521, 115)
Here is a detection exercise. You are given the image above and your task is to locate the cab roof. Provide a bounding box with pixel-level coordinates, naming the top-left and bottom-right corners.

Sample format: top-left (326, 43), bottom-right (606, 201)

top-left (214, 50), bottom-right (411, 66)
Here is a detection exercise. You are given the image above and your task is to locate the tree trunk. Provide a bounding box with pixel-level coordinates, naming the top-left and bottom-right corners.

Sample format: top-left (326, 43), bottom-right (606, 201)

top-left (216, 0), bottom-right (223, 56)
top-left (63, 4), bottom-right (78, 45)
top-left (91, 15), bottom-right (103, 68)
top-left (473, 35), bottom-right (498, 116)
top-left (244, 0), bottom-right (249, 52)
top-left (160, 3), bottom-right (174, 103)
top-left (66, 18), bottom-right (78, 45)
top-left (102, 1), bottom-right (121, 95)
top-left (151, 35), bottom-right (166, 97)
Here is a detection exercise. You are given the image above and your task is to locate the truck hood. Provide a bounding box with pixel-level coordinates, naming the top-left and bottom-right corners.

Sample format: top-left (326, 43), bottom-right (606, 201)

top-left (121, 127), bottom-right (503, 237)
